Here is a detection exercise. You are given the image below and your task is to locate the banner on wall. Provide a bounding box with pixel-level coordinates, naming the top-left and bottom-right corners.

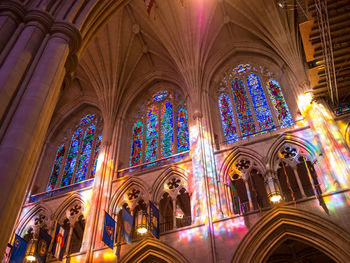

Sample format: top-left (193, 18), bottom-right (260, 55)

top-left (149, 201), bottom-right (160, 239)
top-left (52, 222), bottom-right (68, 261)
top-left (9, 234), bottom-right (28, 263)
top-left (36, 228), bottom-right (52, 263)
top-left (122, 208), bottom-right (133, 244)
top-left (102, 211), bottom-right (116, 249)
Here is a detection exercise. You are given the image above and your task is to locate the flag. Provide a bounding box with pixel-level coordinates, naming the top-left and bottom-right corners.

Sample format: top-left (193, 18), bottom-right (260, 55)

top-left (149, 201), bottom-right (160, 239)
top-left (144, 0), bottom-right (154, 14)
top-left (52, 222), bottom-right (68, 261)
top-left (36, 229), bottom-right (51, 263)
top-left (3, 243), bottom-right (13, 263)
top-left (122, 207), bottom-right (133, 244)
top-left (102, 211), bottom-right (115, 249)
top-left (230, 180), bottom-right (240, 214)
top-left (9, 234), bottom-right (27, 263)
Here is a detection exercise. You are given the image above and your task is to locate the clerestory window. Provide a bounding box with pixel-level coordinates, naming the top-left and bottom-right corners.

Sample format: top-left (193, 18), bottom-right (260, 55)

top-left (218, 64), bottom-right (293, 143)
top-left (47, 114), bottom-right (103, 191)
top-left (130, 90), bottom-right (189, 166)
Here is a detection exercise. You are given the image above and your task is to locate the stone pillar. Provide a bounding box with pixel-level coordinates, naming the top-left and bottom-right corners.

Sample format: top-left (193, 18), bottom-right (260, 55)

top-left (245, 179), bottom-right (253, 211)
top-left (0, 10), bottom-right (53, 121)
top-left (0, 20), bottom-right (81, 255)
top-left (0, 1), bottom-right (25, 53)
top-left (65, 224), bottom-right (74, 255)
top-left (292, 165), bottom-right (306, 198)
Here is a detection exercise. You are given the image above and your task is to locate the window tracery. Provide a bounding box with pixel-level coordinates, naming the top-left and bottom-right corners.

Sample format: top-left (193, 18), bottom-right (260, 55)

top-left (217, 64), bottom-right (293, 143)
top-left (130, 90), bottom-right (189, 166)
top-left (47, 114), bottom-right (103, 191)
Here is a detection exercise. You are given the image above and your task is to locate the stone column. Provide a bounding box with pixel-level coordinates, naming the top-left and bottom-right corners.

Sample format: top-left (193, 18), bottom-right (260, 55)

top-left (0, 21), bottom-right (81, 255)
top-left (291, 165), bottom-right (306, 198)
top-left (0, 1), bottom-right (25, 53)
top-left (0, 10), bottom-right (53, 121)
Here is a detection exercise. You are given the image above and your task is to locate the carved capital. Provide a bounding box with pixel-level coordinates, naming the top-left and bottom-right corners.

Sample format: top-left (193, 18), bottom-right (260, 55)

top-left (0, 0), bottom-right (26, 22)
top-left (51, 21), bottom-right (82, 54)
top-left (24, 9), bottom-right (54, 31)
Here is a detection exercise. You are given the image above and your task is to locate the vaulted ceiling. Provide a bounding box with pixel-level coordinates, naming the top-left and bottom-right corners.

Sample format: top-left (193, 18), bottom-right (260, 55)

top-left (56, 0), bottom-right (307, 128)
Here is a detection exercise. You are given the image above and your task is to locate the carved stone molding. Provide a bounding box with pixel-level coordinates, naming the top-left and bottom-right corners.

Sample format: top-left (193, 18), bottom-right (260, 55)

top-left (0, 0), bottom-right (26, 22)
top-left (50, 21), bottom-right (82, 54)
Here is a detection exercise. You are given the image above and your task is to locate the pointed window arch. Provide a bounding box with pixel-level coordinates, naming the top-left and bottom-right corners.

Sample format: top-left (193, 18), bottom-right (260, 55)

top-left (47, 114), bottom-right (103, 191)
top-left (218, 64), bottom-right (293, 144)
top-left (129, 90), bottom-right (189, 166)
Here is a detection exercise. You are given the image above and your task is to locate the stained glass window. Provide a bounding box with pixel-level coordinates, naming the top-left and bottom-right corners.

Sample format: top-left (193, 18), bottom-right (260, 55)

top-left (47, 114), bottom-right (102, 190)
top-left (232, 78), bottom-right (256, 138)
top-left (218, 65), bottom-right (293, 144)
top-left (74, 123), bottom-right (95, 183)
top-left (130, 120), bottom-right (143, 166)
top-left (145, 105), bottom-right (159, 162)
top-left (247, 73), bottom-right (274, 131)
top-left (177, 107), bottom-right (189, 152)
top-left (219, 94), bottom-right (238, 143)
top-left (91, 134), bottom-right (102, 178)
top-left (153, 91), bottom-right (167, 102)
top-left (61, 128), bottom-right (83, 187)
top-left (47, 144), bottom-right (66, 191)
top-left (266, 79), bottom-right (293, 128)
top-left (130, 91), bottom-right (189, 166)
top-left (161, 101), bottom-right (174, 158)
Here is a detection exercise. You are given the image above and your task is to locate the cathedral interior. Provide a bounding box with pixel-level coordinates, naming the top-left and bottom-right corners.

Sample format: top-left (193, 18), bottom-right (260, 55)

top-left (0, 0), bottom-right (350, 262)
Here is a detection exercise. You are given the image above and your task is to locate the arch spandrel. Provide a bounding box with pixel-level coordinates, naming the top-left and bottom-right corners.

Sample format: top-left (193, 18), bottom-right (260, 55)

top-left (232, 206), bottom-right (350, 263)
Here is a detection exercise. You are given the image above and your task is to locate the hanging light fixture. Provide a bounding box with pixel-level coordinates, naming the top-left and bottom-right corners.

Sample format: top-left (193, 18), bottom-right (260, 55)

top-left (265, 178), bottom-right (282, 203)
top-left (25, 239), bottom-right (37, 262)
top-left (135, 210), bottom-right (148, 234)
top-left (175, 206), bottom-right (184, 219)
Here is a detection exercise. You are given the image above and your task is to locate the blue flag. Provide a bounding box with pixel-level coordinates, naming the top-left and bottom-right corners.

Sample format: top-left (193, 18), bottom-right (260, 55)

top-left (122, 208), bottom-right (133, 244)
top-left (102, 211), bottom-right (115, 249)
top-left (149, 201), bottom-right (160, 239)
top-left (9, 234), bottom-right (28, 263)
top-left (52, 222), bottom-right (68, 261)
top-left (36, 229), bottom-right (52, 263)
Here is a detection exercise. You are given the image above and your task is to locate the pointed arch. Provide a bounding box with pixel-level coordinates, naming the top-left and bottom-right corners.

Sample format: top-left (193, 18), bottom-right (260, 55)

top-left (219, 147), bottom-right (266, 184)
top-left (119, 237), bottom-right (190, 263)
top-left (16, 204), bottom-right (52, 236)
top-left (232, 206), bottom-right (350, 263)
top-left (109, 177), bottom-right (150, 214)
top-left (53, 193), bottom-right (86, 223)
top-left (266, 133), bottom-right (318, 171)
top-left (151, 166), bottom-right (188, 203)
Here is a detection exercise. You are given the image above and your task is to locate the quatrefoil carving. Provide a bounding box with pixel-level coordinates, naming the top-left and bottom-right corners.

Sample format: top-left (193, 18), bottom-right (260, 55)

top-left (235, 159), bottom-right (251, 171)
top-left (128, 189), bottom-right (140, 201)
top-left (34, 214), bottom-right (46, 226)
top-left (70, 204), bottom-right (82, 217)
top-left (167, 178), bottom-right (181, 190)
top-left (280, 146), bottom-right (297, 159)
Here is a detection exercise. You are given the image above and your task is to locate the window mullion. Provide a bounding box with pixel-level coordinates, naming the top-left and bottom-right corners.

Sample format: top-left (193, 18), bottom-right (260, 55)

top-left (158, 102), bottom-right (162, 160)
top-left (173, 99), bottom-right (178, 154)
top-left (86, 121), bottom-right (99, 181)
top-left (71, 125), bottom-right (86, 185)
top-left (56, 140), bottom-right (70, 189)
top-left (141, 116), bottom-right (146, 163)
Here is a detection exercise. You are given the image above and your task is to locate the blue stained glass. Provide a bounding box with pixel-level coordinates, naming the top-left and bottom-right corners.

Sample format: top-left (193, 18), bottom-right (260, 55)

top-left (47, 144), bottom-right (66, 191)
top-left (177, 107), bottom-right (189, 152)
top-left (161, 101), bottom-right (174, 158)
top-left (247, 73), bottom-right (275, 131)
top-left (145, 105), bottom-right (159, 162)
top-left (233, 64), bottom-right (251, 75)
top-left (130, 120), bottom-right (143, 166)
top-left (75, 123), bottom-right (95, 183)
top-left (266, 79), bottom-right (293, 128)
top-left (153, 91), bottom-right (167, 102)
top-left (232, 78), bottom-right (256, 138)
top-left (219, 94), bottom-right (238, 143)
top-left (61, 128), bottom-right (83, 186)
top-left (80, 114), bottom-right (95, 125)
top-left (91, 134), bottom-right (102, 178)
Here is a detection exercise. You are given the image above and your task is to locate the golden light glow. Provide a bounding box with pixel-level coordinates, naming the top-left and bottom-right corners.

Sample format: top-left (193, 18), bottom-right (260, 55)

top-left (137, 227), bottom-right (148, 234)
top-left (25, 255), bottom-right (36, 261)
top-left (270, 194), bottom-right (282, 202)
top-left (297, 92), bottom-right (312, 113)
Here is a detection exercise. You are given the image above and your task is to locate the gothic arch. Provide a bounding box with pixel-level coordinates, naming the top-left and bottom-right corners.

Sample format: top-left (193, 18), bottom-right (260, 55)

top-left (219, 147), bottom-right (266, 184)
top-left (232, 206), bottom-right (350, 263)
top-left (16, 204), bottom-right (52, 236)
top-left (53, 193), bottom-right (86, 223)
top-left (119, 238), bottom-right (190, 263)
top-left (109, 177), bottom-right (150, 214)
top-left (266, 133), bottom-right (318, 171)
top-left (151, 166), bottom-right (188, 203)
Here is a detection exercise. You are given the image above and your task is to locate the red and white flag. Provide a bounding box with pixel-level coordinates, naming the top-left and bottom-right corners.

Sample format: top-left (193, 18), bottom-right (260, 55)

top-left (144, 0), bottom-right (154, 15)
top-left (51, 222), bottom-right (68, 261)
